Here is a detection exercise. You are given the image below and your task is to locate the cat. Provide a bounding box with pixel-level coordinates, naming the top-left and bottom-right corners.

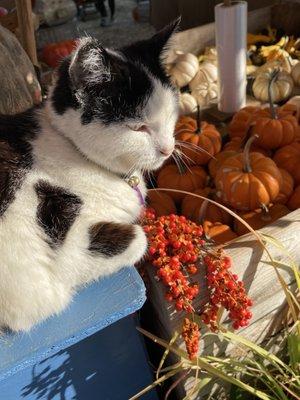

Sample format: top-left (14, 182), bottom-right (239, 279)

top-left (0, 21), bottom-right (179, 332)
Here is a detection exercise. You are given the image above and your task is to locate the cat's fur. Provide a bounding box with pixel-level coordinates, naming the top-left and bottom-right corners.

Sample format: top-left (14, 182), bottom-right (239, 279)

top-left (0, 22), bottom-right (179, 331)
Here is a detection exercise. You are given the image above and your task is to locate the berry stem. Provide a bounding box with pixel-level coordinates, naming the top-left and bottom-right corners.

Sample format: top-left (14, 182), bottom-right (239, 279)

top-left (243, 135), bottom-right (258, 173)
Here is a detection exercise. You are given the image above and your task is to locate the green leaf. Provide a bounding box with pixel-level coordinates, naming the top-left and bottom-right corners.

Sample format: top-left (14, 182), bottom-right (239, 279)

top-left (287, 334), bottom-right (300, 371)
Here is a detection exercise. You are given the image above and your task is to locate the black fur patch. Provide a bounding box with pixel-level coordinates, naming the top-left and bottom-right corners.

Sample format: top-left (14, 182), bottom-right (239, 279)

top-left (88, 222), bottom-right (135, 257)
top-left (35, 181), bottom-right (82, 248)
top-left (0, 108), bottom-right (39, 216)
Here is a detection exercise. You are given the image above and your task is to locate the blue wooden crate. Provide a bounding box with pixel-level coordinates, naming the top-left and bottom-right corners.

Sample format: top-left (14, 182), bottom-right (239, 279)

top-left (0, 267), bottom-right (157, 400)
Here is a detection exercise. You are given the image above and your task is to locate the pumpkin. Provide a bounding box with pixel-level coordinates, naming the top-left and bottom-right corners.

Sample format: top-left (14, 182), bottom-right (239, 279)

top-left (287, 185), bottom-right (300, 210)
top-left (281, 96), bottom-right (300, 123)
top-left (203, 221), bottom-right (237, 244)
top-left (169, 52), bottom-right (199, 88)
top-left (157, 163), bottom-right (207, 203)
top-left (252, 67), bottom-right (293, 103)
top-left (274, 168), bottom-right (294, 205)
top-left (181, 188), bottom-right (232, 225)
top-left (189, 61), bottom-right (218, 90)
top-left (215, 136), bottom-right (282, 211)
top-left (42, 39), bottom-right (77, 68)
top-left (147, 191), bottom-right (176, 216)
top-left (176, 108), bottom-right (222, 165)
top-left (208, 151), bottom-right (237, 179)
top-left (223, 137), bottom-right (272, 157)
top-left (252, 70), bottom-right (298, 149)
top-left (234, 204), bottom-right (290, 236)
top-left (228, 106), bottom-right (260, 139)
top-left (179, 93), bottom-right (197, 115)
top-left (273, 142), bottom-right (300, 185)
top-left (191, 81), bottom-right (218, 107)
top-left (291, 61), bottom-right (300, 86)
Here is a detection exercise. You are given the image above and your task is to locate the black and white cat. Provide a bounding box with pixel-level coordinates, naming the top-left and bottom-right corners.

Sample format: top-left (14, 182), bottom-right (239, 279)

top-left (0, 22), bottom-right (179, 331)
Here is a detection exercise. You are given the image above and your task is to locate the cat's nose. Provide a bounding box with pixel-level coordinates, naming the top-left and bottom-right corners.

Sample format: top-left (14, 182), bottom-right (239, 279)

top-left (159, 148), bottom-right (173, 157)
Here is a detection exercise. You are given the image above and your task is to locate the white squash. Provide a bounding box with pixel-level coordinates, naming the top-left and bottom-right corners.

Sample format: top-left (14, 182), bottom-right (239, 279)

top-left (168, 53), bottom-right (199, 88)
top-left (252, 68), bottom-right (294, 103)
top-left (189, 61), bottom-right (218, 91)
top-left (291, 61), bottom-right (300, 86)
top-left (178, 93), bottom-right (197, 115)
top-left (191, 82), bottom-right (218, 107)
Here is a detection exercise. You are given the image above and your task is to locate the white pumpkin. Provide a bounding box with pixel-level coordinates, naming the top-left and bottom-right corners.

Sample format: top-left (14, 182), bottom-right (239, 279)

top-left (191, 82), bottom-right (218, 107)
top-left (252, 68), bottom-right (294, 103)
top-left (189, 61), bottom-right (218, 91)
top-left (168, 53), bottom-right (199, 88)
top-left (291, 61), bottom-right (300, 86)
top-left (178, 93), bottom-right (197, 115)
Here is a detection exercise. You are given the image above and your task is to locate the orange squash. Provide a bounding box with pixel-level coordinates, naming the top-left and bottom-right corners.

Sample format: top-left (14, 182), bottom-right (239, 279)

top-left (176, 107), bottom-right (222, 165)
top-left (274, 168), bottom-right (294, 205)
top-left (208, 151), bottom-right (237, 179)
top-left (273, 142), bottom-right (300, 185)
top-left (147, 191), bottom-right (176, 216)
top-left (251, 71), bottom-right (298, 149)
top-left (228, 106), bottom-right (260, 139)
top-left (234, 204), bottom-right (290, 236)
top-left (287, 185), bottom-right (300, 210)
top-left (157, 163), bottom-right (207, 203)
top-left (223, 137), bottom-right (271, 157)
top-left (215, 136), bottom-right (282, 211)
top-left (203, 221), bottom-right (237, 244)
top-left (181, 188), bottom-right (232, 225)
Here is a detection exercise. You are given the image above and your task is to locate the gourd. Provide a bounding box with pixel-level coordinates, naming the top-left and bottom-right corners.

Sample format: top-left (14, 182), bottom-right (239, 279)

top-left (273, 142), bottom-right (300, 185)
top-left (0, 24), bottom-right (41, 115)
top-left (291, 61), bottom-right (300, 86)
top-left (176, 107), bottom-right (222, 165)
top-left (215, 136), bottom-right (282, 211)
top-left (157, 163), bottom-right (207, 203)
top-left (189, 61), bottom-right (218, 90)
top-left (274, 169), bottom-right (294, 205)
top-left (203, 221), bottom-right (237, 245)
top-left (168, 52), bottom-right (199, 88)
top-left (191, 81), bottom-right (218, 107)
top-left (234, 204), bottom-right (290, 236)
top-left (147, 191), bottom-right (176, 217)
top-left (228, 106), bottom-right (260, 139)
top-left (252, 70), bottom-right (298, 149)
top-left (252, 67), bottom-right (293, 103)
top-left (208, 151), bottom-right (237, 179)
top-left (287, 185), bottom-right (300, 210)
top-left (178, 93), bottom-right (197, 115)
top-left (223, 137), bottom-right (271, 157)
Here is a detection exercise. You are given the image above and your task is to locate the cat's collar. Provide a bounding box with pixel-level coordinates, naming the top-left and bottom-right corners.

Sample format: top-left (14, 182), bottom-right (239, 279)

top-left (126, 175), bottom-right (145, 206)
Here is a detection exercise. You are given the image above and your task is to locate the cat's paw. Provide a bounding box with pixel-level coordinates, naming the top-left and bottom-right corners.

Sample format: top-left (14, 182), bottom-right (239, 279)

top-left (125, 224), bottom-right (148, 266)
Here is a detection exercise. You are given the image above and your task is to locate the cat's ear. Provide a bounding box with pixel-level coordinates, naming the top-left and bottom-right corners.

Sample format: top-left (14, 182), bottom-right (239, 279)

top-left (150, 17), bottom-right (181, 57)
top-left (69, 37), bottom-right (111, 88)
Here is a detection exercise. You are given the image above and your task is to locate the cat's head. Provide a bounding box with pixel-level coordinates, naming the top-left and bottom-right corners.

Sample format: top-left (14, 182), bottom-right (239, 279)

top-left (48, 20), bottom-right (180, 175)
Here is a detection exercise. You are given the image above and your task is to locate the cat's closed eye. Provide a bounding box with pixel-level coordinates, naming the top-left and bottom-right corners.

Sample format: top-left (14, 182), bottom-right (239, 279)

top-left (127, 124), bottom-right (151, 134)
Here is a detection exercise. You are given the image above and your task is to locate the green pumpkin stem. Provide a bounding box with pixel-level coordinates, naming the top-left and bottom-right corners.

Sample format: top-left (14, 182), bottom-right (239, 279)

top-left (243, 135), bottom-right (258, 173)
top-left (195, 104), bottom-right (202, 134)
top-left (268, 69), bottom-right (280, 120)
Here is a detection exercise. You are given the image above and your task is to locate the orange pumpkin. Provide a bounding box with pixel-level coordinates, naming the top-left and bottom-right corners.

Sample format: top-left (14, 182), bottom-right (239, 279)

top-left (274, 168), bottom-right (294, 205)
top-left (228, 106), bottom-right (260, 139)
top-left (203, 221), bottom-right (237, 244)
top-left (234, 204), bottom-right (290, 236)
top-left (215, 136), bottom-right (282, 211)
top-left (208, 151), bottom-right (237, 179)
top-left (273, 142), bottom-right (300, 185)
top-left (147, 191), bottom-right (176, 216)
top-left (287, 185), bottom-right (300, 210)
top-left (223, 137), bottom-right (272, 157)
top-left (176, 109), bottom-right (222, 165)
top-left (251, 71), bottom-right (298, 149)
top-left (181, 188), bottom-right (232, 225)
top-left (157, 163), bottom-right (207, 203)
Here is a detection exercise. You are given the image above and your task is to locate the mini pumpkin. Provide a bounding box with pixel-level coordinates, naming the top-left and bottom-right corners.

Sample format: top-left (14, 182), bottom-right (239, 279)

top-left (223, 137), bottom-right (272, 157)
top-left (228, 106), bottom-right (260, 139)
top-left (189, 61), bottom-right (218, 90)
top-left (179, 93), bottom-right (197, 115)
top-left (176, 107), bottom-right (222, 165)
top-left (273, 142), bottom-right (300, 185)
top-left (147, 191), bottom-right (176, 216)
top-left (191, 81), bottom-right (218, 107)
top-left (287, 185), bottom-right (300, 210)
top-left (215, 136), bottom-right (282, 211)
top-left (157, 163), bottom-right (207, 203)
top-left (252, 70), bottom-right (298, 149)
top-left (208, 150), bottom-right (237, 179)
top-left (203, 221), bottom-right (237, 244)
top-left (274, 168), bottom-right (294, 205)
top-left (169, 52), bottom-right (199, 88)
top-left (281, 96), bottom-right (300, 123)
top-left (234, 204), bottom-right (290, 236)
top-left (181, 188), bottom-right (232, 225)
top-left (252, 67), bottom-right (293, 103)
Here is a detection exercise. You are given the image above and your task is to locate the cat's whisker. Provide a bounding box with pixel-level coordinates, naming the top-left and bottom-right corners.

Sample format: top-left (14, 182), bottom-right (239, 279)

top-left (174, 147), bottom-right (195, 165)
top-left (175, 140), bottom-right (214, 159)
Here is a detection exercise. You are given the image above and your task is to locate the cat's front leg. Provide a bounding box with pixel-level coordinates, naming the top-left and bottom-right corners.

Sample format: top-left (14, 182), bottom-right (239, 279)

top-left (88, 221), bottom-right (148, 272)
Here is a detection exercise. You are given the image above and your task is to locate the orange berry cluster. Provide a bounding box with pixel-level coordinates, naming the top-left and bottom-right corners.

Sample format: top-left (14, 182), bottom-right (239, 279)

top-left (201, 253), bottom-right (253, 331)
top-left (182, 318), bottom-right (200, 360)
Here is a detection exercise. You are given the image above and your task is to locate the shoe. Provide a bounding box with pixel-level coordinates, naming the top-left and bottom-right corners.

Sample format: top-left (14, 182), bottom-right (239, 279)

top-left (100, 16), bottom-right (113, 27)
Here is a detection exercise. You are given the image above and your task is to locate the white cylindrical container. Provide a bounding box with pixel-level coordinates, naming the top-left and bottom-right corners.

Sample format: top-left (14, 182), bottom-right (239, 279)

top-left (215, 1), bottom-right (247, 113)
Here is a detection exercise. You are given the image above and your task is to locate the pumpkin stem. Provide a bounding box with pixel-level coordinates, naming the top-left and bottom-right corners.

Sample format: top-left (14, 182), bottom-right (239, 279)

top-left (268, 69), bottom-right (280, 120)
top-left (195, 104), bottom-right (202, 134)
top-left (243, 134), bottom-right (258, 173)
top-left (260, 203), bottom-right (271, 221)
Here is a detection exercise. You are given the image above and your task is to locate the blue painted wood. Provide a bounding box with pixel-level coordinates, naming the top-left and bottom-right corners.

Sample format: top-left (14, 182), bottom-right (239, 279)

top-left (0, 315), bottom-right (158, 400)
top-left (0, 267), bottom-right (146, 382)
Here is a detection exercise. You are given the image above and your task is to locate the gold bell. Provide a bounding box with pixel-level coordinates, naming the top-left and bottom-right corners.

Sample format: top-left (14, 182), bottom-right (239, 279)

top-left (127, 175), bottom-right (140, 187)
